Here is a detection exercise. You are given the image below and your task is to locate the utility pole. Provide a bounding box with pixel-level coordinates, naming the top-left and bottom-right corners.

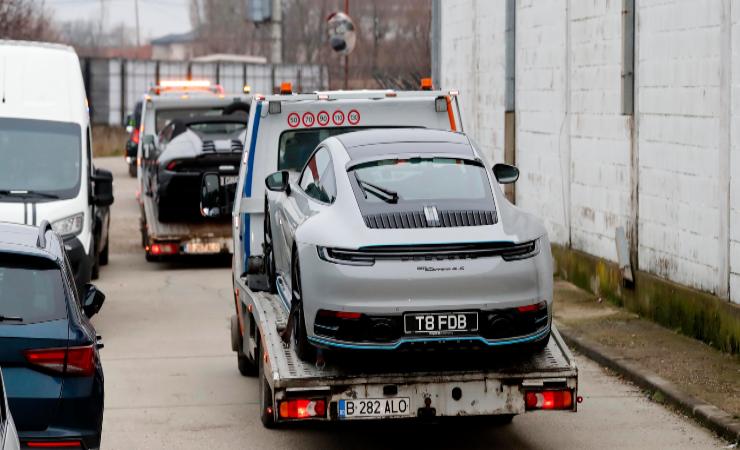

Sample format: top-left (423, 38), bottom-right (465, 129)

top-left (134, 0), bottom-right (141, 47)
top-left (271, 0), bottom-right (282, 64)
top-left (344, 0), bottom-right (349, 89)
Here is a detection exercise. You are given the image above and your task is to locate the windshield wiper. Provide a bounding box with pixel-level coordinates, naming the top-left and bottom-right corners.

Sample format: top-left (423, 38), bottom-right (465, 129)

top-left (0, 315), bottom-right (23, 322)
top-left (0, 190), bottom-right (59, 199)
top-left (354, 173), bottom-right (398, 204)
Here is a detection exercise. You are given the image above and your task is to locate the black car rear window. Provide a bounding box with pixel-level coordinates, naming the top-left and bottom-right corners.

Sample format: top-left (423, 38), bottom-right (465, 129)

top-left (0, 254), bottom-right (67, 324)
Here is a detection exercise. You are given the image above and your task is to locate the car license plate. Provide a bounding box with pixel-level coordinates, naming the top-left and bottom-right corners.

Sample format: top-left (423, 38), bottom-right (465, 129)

top-left (219, 175), bottom-right (238, 186)
top-left (338, 397), bottom-right (411, 419)
top-left (404, 311), bottom-right (478, 335)
top-left (184, 241), bottom-right (223, 254)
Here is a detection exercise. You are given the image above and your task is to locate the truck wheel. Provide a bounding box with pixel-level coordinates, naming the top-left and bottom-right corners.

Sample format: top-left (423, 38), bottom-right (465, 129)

top-left (263, 202), bottom-right (277, 294)
top-left (128, 161), bottom-right (137, 177)
top-left (258, 333), bottom-right (276, 428)
top-left (291, 255), bottom-right (315, 363)
top-left (99, 237), bottom-right (109, 266)
top-left (91, 246), bottom-right (100, 280)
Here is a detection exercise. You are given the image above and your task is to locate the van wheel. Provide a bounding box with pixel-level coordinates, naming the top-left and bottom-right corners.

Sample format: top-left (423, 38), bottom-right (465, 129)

top-left (258, 332), bottom-right (276, 428)
top-left (291, 254), bottom-right (315, 363)
top-left (99, 237), bottom-right (109, 266)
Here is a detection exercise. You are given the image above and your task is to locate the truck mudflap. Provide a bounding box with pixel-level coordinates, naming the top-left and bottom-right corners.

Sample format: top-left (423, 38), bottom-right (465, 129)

top-left (237, 277), bottom-right (579, 424)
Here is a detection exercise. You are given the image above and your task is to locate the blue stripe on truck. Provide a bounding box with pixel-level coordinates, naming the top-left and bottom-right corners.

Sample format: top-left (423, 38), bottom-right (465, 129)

top-left (242, 101), bottom-right (263, 268)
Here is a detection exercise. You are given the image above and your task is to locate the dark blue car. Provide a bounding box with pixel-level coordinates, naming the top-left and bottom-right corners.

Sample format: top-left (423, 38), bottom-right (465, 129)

top-left (0, 222), bottom-right (105, 449)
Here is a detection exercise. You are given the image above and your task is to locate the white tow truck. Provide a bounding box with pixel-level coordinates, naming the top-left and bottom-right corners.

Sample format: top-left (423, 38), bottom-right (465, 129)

top-left (215, 85), bottom-right (579, 426)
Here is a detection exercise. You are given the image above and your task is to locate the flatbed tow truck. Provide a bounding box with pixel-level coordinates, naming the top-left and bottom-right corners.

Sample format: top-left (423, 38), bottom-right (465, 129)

top-left (219, 86), bottom-right (579, 426)
top-left (232, 276), bottom-right (579, 426)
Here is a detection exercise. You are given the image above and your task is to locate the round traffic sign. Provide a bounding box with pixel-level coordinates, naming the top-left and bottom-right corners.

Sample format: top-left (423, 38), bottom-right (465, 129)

top-left (317, 110), bottom-right (330, 126)
top-left (348, 109), bottom-right (361, 125)
top-left (332, 110), bottom-right (345, 125)
top-left (287, 112), bottom-right (300, 128)
top-left (302, 112), bottom-right (315, 127)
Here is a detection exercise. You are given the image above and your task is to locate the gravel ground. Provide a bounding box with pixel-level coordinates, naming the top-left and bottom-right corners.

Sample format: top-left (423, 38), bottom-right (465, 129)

top-left (554, 280), bottom-right (740, 418)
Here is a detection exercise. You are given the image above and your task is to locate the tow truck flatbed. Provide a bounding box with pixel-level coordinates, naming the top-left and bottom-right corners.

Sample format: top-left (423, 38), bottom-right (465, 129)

top-left (140, 193), bottom-right (232, 258)
top-left (233, 276), bottom-right (579, 425)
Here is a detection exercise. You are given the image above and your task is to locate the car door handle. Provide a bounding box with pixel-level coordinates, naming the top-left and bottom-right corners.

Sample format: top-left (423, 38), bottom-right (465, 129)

top-left (96, 335), bottom-right (104, 350)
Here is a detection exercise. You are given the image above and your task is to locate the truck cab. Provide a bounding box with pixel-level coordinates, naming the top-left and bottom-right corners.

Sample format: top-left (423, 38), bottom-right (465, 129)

top-left (229, 86), bottom-right (464, 279)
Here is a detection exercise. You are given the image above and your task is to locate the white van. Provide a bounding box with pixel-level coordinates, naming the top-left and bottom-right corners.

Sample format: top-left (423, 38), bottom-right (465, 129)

top-left (0, 41), bottom-right (113, 289)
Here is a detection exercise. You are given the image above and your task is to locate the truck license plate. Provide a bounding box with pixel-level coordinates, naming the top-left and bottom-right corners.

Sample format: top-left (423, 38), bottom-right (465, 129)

top-left (404, 311), bottom-right (478, 335)
top-left (338, 398), bottom-right (411, 419)
top-left (184, 242), bottom-right (223, 254)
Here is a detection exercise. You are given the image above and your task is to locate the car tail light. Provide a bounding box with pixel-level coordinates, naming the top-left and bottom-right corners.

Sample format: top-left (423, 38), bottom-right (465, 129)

top-left (26, 441), bottom-right (82, 448)
top-left (166, 160), bottom-right (179, 171)
top-left (525, 390), bottom-right (573, 410)
top-left (150, 243), bottom-right (179, 255)
top-left (24, 345), bottom-right (95, 377)
top-left (278, 399), bottom-right (326, 419)
top-left (132, 127), bottom-right (140, 144)
top-left (317, 310), bottom-right (362, 320)
top-left (517, 301), bottom-right (547, 313)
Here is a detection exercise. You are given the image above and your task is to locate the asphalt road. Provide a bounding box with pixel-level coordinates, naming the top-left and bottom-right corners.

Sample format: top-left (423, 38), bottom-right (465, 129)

top-left (92, 156), bottom-right (725, 449)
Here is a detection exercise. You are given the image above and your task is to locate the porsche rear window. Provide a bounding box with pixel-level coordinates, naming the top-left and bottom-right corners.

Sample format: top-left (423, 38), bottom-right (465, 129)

top-left (350, 158), bottom-right (491, 202)
top-left (0, 255), bottom-right (67, 324)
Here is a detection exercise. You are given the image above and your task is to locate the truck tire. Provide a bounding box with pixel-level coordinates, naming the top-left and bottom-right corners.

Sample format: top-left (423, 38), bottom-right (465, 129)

top-left (99, 236), bottom-right (109, 266)
top-left (128, 161), bottom-right (137, 178)
top-left (258, 332), bottom-right (276, 428)
top-left (91, 245), bottom-right (100, 280)
top-left (291, 255), bottom-right (316, 363)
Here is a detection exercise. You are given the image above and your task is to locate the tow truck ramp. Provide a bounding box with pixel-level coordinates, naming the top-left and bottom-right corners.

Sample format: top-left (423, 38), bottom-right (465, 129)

top-left (140, 193), bottom-right (232, 258)
top-left (236, 278), bottom-right (579, 425)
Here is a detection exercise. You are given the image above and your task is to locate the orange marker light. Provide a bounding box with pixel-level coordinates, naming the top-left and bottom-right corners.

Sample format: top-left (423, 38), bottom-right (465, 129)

top-left (420, 77), bottom-right (433, 90)
top-left (280, 82), bottom-right (293, 94)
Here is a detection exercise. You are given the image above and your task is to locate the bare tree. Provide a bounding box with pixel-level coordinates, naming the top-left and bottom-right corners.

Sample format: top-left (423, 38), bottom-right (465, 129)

top-left (0, 0), bottom-right (57, 41)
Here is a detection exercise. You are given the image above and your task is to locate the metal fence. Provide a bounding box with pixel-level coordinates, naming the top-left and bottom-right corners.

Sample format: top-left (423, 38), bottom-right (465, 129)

top-left (80, 58), bottom-right (329, 126)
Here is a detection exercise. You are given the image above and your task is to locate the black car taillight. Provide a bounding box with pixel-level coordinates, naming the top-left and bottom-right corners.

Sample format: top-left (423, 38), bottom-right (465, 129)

top-left (166, 160), bottom-right (180, 171)
top-left (24, 345), bottom-right (96, 376)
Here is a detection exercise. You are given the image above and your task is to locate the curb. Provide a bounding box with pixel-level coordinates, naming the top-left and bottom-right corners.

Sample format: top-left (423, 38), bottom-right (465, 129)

top-left (557, 324), bottom-right (740, 444)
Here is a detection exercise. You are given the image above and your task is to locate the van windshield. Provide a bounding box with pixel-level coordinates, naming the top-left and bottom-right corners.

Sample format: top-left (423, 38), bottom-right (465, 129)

top-left (0, 118), bottom-right (82, 200)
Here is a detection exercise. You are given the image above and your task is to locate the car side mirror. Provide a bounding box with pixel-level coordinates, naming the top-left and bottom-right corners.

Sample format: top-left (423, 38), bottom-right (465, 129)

top-left (125, 114), bottom-right (133, 133)
top-left (200, 173), bottom-right (221, 217)
top-left (82, 283), bottom-right (105, 318)
top-left (92, 168), bottom-right (114, 207)
top-left (265, 171), bottom-right (290, 194)
top-left (493, 163), bottom-right (519, 184)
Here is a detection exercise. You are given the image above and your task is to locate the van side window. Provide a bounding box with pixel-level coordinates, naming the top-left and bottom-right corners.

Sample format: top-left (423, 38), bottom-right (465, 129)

top-left (299, 147), bottom-right (336, 204)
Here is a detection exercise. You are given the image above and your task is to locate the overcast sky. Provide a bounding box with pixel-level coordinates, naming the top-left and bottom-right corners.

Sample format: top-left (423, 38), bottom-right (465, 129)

top-left (45, 0), bottom-right (193, 42)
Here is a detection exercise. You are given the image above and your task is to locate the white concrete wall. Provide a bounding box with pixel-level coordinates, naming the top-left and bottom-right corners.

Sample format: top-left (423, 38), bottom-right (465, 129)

top-left (439, 0), bottom-right (507, 164)
top-left (637, 0), bottom-right (723, 293)
top-left (439, 0), bottom-right (739, 303)
top-left (515, 0), bottom-right (570, 245)
top-left (568, 0), bottom-right (632, 262)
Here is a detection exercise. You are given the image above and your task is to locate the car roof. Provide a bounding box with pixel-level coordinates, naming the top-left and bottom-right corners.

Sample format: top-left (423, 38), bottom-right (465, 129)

top-left (0, 222), bottom-right (62, 261)
top-left (335, 128), bottom-right (473, 159)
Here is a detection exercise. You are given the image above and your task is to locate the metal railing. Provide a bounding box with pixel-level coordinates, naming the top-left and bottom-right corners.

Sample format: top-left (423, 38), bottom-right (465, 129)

top-left (80, 57), bottom-right (328, 126)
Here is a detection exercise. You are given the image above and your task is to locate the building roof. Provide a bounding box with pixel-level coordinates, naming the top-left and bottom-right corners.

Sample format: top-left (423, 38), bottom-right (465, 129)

top-left (150, 30), bottom-right (197, 46)
top-left (191, 53), bottom-right (267, 64)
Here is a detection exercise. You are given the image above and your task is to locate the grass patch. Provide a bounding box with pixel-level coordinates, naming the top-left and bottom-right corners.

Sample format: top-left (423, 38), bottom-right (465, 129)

top-left (93, 125), bottom-right (127, 158)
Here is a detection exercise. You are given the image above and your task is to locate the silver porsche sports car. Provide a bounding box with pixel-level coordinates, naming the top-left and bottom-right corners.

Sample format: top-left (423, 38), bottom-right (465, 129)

top-left (263, 128), bottom-right (552, 361)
